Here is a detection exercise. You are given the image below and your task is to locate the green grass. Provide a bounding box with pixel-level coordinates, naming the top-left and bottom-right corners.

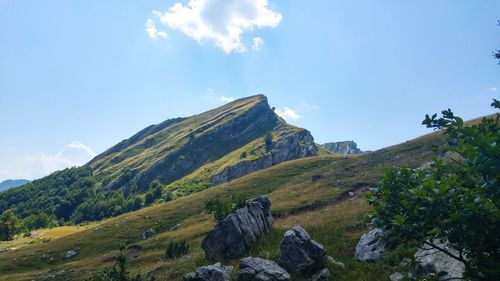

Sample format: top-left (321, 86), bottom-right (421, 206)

top-left (0, 125), bottom-right (446, 281)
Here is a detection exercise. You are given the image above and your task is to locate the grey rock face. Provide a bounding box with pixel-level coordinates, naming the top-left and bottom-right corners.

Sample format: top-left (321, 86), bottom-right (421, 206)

top-left (414, 241), bottom-right (465, 280)
top-left (278, 225), bottom-right (326, 276)
top-left (321, 141), bottom-right (362, 154)
top-left (211, 128), bottom-right (317, 185)
top-left (202, 196), bottom-right (274, 260)
top-left (183, 262), bottom-right (233, 281)
top-left (237, 257), bottom-right (291, 281)
top-left (354, 228), bottom-right (385, 261)
top-left (310, 268), bottom-right (331, 281)
top-left (141, 228), bottom-right (156, 240)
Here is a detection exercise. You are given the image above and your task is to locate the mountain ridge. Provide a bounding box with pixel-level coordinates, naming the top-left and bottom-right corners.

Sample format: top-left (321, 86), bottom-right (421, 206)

top-left (0, 179), bottom-right (30, 192)
top-left (0, 95), bottom-right (317, 224)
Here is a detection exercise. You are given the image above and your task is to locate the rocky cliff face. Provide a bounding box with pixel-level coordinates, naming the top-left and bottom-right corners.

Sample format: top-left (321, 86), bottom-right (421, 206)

top-left (132, 97), bottom-right (279, 189)
top-left (321, 141), bottom-right (362, 154)
top-left (211, 128), bottom-right (317, 185)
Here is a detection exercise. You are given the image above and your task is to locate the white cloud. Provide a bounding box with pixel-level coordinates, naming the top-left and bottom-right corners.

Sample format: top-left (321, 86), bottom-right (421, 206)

top-left (275, 107), bottom-right (301, 122)
top-left (145, 18), bottom-right (168, 39)
top-left (252, 37), bottom-right (264, 51)
top-left (219, 95), bottom-right (236, 102)
top-left (488, 86), bottom-right (497, 92)
top-left (153, 0), bottom-right (282, 53)
top-left (300, 101), bottom-right (319, 110)
top-left (27, 141), bottom-right (97, 177)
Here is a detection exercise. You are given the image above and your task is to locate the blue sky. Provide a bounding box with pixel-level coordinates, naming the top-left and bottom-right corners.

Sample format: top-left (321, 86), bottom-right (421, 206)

top-left (0, 0), bottom-right (499, 181)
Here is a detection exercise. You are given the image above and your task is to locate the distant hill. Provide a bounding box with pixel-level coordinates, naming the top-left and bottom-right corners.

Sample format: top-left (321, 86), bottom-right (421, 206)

top-left (0, 179), bottom-right (30, 192)
top-left (321, 141), bottom-right (362, 154)
top-left (0, 95), bottom-right (317, 224)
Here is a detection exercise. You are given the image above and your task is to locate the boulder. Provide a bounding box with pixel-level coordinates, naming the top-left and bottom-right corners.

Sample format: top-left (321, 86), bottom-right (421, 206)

top-left (183, 262), bottom-right (233, 281)
top-left (237, 257), bottom-right (290, 281)
top-left (389, 272), bottom-right (404, 281)
top-left (64, 250), bottom-right (77, 259)
top-left (310, 268), bottom-right (331, 281)
top-left (414, 241), bottom-right (465, 279)
top-left (278, 225), bottom-right (326, 276)
top-left (354, 228), bottom-right (385, 261)
top-left (202, 196), bottom-right (274, 260)
top-left (141, 228), bottom-right (156, 240)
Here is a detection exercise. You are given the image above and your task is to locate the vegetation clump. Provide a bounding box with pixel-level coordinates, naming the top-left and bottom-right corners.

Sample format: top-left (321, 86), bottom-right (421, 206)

top-left (368, 100), bottom-right (500, 280)
top-left (204, 195), bottom-right (247, 221)
top-left (165, 240), bottom-right (190, 259)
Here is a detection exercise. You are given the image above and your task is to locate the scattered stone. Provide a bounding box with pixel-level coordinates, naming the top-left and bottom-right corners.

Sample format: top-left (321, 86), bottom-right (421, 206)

top-left (418, 161), bottom-right (436, 170)
top-left (169, 223), bottom-right (181, 231)
top-left (389, 272), bottom-right (404, 281)
top-left (41, 253), bottom-right (50, 259)
top-left (237, 257), bottom-right (290, 281)
top-left (183, 262), bottom-right (233, 281)
top-left (311, 175), bottom-right (325, 182)
top-left (310, 268), bottom-right (331, 281)
top-left (141, 228), bottom-right (156, 240)
top-left (201, 196), bottom-right (274, 260)
top-left (64, 250), bottom-right (77, 259)
top-left (278, 225), bottom-right (326, 276)
top-left (348, 191), bottom-right (355, 197)
top-left (326, 256), bottom-right (345, 270)
top-left (414, 241), bottom-right (465, 280)
top-left (354, 228), bottom-right (385, 261)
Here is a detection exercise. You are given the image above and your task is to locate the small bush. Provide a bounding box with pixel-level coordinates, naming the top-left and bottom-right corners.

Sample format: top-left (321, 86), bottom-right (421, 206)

top-left (240, 151), bottom-right (247, 159)
top-left (204, 195), bottom-right (247, 222)
top-left (165, 240), bottom-right (190, 259)
top-left (264, 133), bottom-right (273, 151)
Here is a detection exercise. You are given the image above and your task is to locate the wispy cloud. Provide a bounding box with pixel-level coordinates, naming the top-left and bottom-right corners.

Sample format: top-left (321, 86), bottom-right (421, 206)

top-left (145, 18), bottom-right (168, 39)
top-left (219, 95), bottom-right (236, 103)
top-left (488, 86), bottom-right (497, 92)
top-left (252, 37), bottom-right (264, 51)
top-left (151, 0), bottom-right (282, 53)
top-left (300, 101), bottom-right (319, 110)
top-left (27, 141), bottom-right (97, 177)
top-left (275, 107), bottom-right (301, 122)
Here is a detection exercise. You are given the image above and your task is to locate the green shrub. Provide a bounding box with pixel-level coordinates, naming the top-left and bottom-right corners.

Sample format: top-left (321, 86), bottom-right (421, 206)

top-left (204, 195), bottom-right (247, 222)
top-left (368, 100), bottom-right (500, 280)
top-left (165, 240), bottom-right (190, 259)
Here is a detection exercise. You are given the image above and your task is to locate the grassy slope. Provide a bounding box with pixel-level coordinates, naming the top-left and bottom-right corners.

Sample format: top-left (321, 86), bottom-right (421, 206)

top-left (164, 122), bottom-right (308, 194)
top-left (88, 95), bottom-right (269, 183)
top-left (0, 125), bottom-right (446, 281)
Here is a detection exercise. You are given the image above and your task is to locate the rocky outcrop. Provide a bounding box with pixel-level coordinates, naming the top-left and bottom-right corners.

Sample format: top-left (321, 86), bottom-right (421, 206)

top-left (321, 141), bottom-right (362, 154)
top-left (414, 241), bottom-right (465, 280)
top-left (141, 228), bottom-right (156, 240)
top-left (278, 225), bottom-right (326, 276)
top-left (201, 196), bottom-right (274, 260)
top-left (237, 257), bottom-right (290, 281)
top-left (354, 228), bottom-right (386, 261)
top-left (310, 268), bottom-right (331, 281)
top-left (211, 128), bottom-right (317, 185)
top-left (183, 262), bottom-right (233, 281)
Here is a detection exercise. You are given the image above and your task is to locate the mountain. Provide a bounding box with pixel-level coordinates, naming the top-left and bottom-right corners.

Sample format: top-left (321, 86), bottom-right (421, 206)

top-left (0, 179), bottom-right (30, 191)
top-left (321, 141), bottom-right (362, 154)
top-left (0, 115), bottom-right (451, 281)
top-left (0, 95), bottom-right (317, 224)
top-left (88, 94), bottom-right (316, 192)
